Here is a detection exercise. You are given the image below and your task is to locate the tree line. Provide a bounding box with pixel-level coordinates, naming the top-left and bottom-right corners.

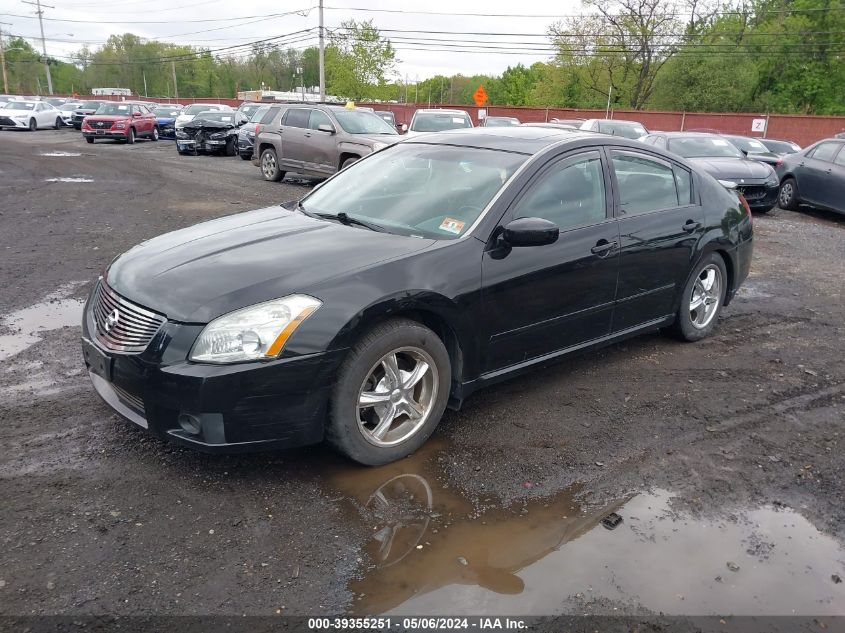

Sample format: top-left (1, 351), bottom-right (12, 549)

top-left (3, 0), bottom-right (845, 115)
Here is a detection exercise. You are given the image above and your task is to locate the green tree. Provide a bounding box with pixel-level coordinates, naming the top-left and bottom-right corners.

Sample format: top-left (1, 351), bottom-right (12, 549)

top-left (326, 19), bottom-right (396, 100)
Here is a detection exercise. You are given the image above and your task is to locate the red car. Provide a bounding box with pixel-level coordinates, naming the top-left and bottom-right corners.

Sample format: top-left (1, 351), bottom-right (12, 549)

top-left (81, 101), bottom-right (159, 144)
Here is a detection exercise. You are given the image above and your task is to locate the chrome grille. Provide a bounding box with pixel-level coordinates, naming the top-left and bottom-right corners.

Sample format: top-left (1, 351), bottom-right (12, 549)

top-left (92, 281), bottom-right (165, 352)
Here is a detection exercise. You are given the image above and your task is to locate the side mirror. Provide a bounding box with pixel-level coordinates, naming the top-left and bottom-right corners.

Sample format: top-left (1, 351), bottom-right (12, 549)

top-left (501, 217), bottom-right (559, 247)
top-left (401, 123), bottom-right (408, 133)
top-left (317, 123), bottom-right (335, 134)
top-left (740, 148), bottom-right (749, 156)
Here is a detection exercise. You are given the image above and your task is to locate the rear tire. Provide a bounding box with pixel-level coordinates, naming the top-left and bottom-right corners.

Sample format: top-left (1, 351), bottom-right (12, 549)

top-left (239, 152), bottom-right (252, 161)
top-left (779, 177), bottom-right (799, 210)
top-left (225, 137), bottom-right (236, 156)
top-left (670, 253), bottom-right (728, 342)
top-left (260, 148), bottom-right (284, 181)
top-left (54, 117), bottom-right (62, 130)
top-left (327, 319), bottom-right (451, 466)
top-left (126, 127), bottom-right (136, 144)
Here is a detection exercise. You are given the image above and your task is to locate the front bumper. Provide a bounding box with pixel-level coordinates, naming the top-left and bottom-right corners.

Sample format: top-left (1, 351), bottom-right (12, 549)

top-left (159, 124), bottom-right (176, 139)
top-left (83, 129), bottom-right (129, 140)
top-left (176, 139), bottom-right (228, 154)
top-left (81, 291), bottom-right (344, 453)
top-left (0, 117), bottom-right (29, 128)
top-left (238, 134), bottom-right (255, 157)
top-left (739, 183), bottom-right (779, 211)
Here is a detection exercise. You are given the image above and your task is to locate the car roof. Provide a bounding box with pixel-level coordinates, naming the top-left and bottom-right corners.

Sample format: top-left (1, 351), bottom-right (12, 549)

top-left (413, 108), bottom-right (470, 115)
top-left (658, 131), bottom-right (721, 138)
top-left (589, 118), bottom-right (644, 125)
top-left (401, 126), bottom-right (619, 154)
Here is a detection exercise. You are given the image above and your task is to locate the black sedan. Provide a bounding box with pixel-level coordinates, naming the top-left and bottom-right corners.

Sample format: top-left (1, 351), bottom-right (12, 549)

top-left (641, 132), bottom-right (780, 213)
top-left (81, 128), bottom-right (753, 465)
top-left (721, 134), bottom-right (782, 168)
top-left (777, 138), bottom-right (845, 215)
top-left (175, 111), bottom-right (247, 156)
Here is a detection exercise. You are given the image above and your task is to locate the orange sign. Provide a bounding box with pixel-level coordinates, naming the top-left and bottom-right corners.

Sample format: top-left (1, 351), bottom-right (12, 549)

top-left (473, 85), bottom-right (488, 106)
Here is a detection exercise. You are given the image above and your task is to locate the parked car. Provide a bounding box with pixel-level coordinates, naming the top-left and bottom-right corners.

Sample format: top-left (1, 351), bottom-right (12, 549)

top-left (0, 100), bottom-right (62, 130)
top-left (174, 103), bottom-right (233, 129)
top-left (759, 138), bottom-right (801, 156)
top-left (71, 100), bottom-right (107, 130)
top-left (152, 104), bottom-right (184, 139)
top-left (580, 119), bottom-right (648, 139)
top-left (404, 108), bottom-right (473, 136)
top-left (81, 127), bottom-right (752, 465)
top-left (522, 122), bottom-right (580, 131)
top-left (57, 101), bottom-right (84, 127)
top-left (42, 97), bottom-right (67, 108)
top-left (640, 132), bottom-right (779, 212)
top-left (254, 104), bottom-right (399, 181)
top-left (236, 104), bottom-right (279, 161)
top-left (481, 116), bottom-right (521, 127)
top-left (175, 111), bottom-right (248, 156)
top-left (721, 134), bottom-right (781, 168)
top-left (550, 118), bottom-right (586, 127)
top-left (777, 138), bottom-right (845, 216)
top-left (374, 110), bottom-right (398, 130)
top-left (81, 101), bottom-right (159, 144)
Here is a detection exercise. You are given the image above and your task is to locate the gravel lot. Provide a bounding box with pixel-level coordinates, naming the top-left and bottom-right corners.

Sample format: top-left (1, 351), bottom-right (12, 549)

top-left (1, 129), bottom-right (843, 618)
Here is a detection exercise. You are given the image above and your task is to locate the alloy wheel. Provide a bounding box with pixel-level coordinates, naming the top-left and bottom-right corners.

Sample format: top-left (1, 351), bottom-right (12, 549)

top-left (357, 347), bottom-right (438, 447)
top-left (689, 264), bottom-right (722, 329)
top-left (779, 182), bottom-right (793, 207)
top-left (261, 152), bottom-right (276, 179)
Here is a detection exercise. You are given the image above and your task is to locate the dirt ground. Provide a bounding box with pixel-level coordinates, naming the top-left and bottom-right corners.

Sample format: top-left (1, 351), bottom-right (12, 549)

top-left (1, 129), bottom-right (843, 619)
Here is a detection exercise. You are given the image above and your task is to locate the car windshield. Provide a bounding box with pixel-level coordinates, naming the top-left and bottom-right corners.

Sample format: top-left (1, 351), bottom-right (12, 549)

top-left (301, 144), bottom-right (526, 239)
top-left (183, 104), bottom-right (223, 115)
top-left (5, 102), bottom-right (35, 110)
top-left (249, 106), bottom-right (269, 122)
top-left (333, 110), bottom-right (398, 135)
top-left (154, 107), bottom-right (181, 117)
top-left (669, 137), bottom-right (744, 158)
top-left (411, 112), bottom-right (473, 132)
top-left (193, 112), bottom-right (236, 123)
top-left (239, 104), bottom-right (260, 118)
top-left (727, 136), bottom-right (769, 153)
top-left (95, 103), bottom-right (132, 115)
top-left (79, 101), bottom-right (102, 109)
top-left (376, 111), bottom-right (395, 124)
top-left (762, 139), bottom-right (800, 154)
top-left (597, 121), bottom-right (647, 138)
top-left (60, 103), bottom-right (79, 112)
top-left (485, 117), bottom-right (520, 127)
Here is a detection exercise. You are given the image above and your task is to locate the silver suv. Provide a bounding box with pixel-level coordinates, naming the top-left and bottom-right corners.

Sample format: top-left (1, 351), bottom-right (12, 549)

top-left (253, 104), bottom-right (400, 182)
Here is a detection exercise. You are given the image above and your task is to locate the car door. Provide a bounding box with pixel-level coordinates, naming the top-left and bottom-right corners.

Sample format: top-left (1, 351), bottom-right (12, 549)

top-left (609, 149), bottom-right (705, 332)
top-left (35, 102), bottom-right (49, 127)
top-left (481, 150), bottom-right (620, 371)
top-left (306, 109), bottom-right (339, 175)
top-left (278, 107), bottom-right (312, 171)
top-left (799, 141), bottom-right (843, 208)
top-left (139, 105), bottom-right (155, 134)
top-left (822, 145), bottom-right (845, 213)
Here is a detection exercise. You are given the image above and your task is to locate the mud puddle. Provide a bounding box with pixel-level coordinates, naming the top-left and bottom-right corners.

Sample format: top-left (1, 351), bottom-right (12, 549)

top-left (328, 444), bottom-right (845, 616)
top-left (39, 151), bottom-right (83, 157)
top-left (0, 284), bottom-right (85, 360)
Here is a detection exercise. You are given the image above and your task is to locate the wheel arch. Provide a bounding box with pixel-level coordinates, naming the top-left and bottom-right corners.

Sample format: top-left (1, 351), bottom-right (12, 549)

top-left (338, 151), bottom-right (362, 170)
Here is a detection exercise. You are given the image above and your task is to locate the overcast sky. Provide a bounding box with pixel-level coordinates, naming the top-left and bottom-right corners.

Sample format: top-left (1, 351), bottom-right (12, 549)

top-left (0, 0), bottom-right (584, 81)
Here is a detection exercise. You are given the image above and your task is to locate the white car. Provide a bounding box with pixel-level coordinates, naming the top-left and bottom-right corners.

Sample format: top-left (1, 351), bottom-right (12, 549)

top-left (57, 101), bottom-right (84, 127)
top-left (403, 108), bottom-right (473, 137)
top-left (0, 100), bottom-right (63, 130)
top-left (174, 103), bottom-right (234, 129)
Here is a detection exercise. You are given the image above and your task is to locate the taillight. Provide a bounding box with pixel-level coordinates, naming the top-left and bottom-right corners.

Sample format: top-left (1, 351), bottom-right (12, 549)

top-left (254, 123), bottom-right (261, 136)
top-left (775, 159), bottom-right (783, 167)
top-left (739, 194), bottom-right (752, 226)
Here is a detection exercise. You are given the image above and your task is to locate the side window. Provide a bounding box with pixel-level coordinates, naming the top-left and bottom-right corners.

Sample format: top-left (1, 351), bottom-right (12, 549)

top-left (283, 108), bottom-right (310, 128)
top-left (612, 152), bottom-right (680, 215)
top-left (36, 103), bottom-right (44, 111)
top-left (260, 106), bottom-right (280, 124)
top-left (512, 152), bottom-right (607, 231)
top-left (834, 147), bottom-right (845, 167)
top-left (673, 166), bottom-right (693, 205)
top-left (309, 109), bottom-right (333, 130)
top-left (810, 142), bottom-right (840, 162)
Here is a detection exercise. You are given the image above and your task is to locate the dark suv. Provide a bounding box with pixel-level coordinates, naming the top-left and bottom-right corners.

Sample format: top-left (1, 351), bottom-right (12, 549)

top-left (252, 104), bottom-right (400, 181)
top-left (72, 100), bottom-right (106, 130)
top-left (237, 104), bottom-right (279, 160)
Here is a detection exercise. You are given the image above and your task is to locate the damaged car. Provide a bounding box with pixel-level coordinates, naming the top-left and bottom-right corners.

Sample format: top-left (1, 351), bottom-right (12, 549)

top-left (175, 111), bottom-right (248, 156)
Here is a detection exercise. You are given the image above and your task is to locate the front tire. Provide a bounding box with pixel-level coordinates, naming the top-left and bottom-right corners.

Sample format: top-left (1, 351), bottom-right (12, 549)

top-left (240, 152), bottom-right (252, 161)
top-left (341, 156), bottom-right (359, 170)
top-left (327, 319), bottom-right (451, 466)
top-left (86, 137), bottom-right (94, 144)
top-left (779, 177), bottom-right (799, 210)
top-left (151, 126), bottom-right (159, 141)
top-left (670, 253), bottom-right (728, 342)
top-left (28, 118), bottom-right (37, 131)
top-left (225, 137), bottom-right (236, 156)
top-left (54, 117), bottom-right (62, 130)
top-left (260, 148), bottom-right (284, 181)
top-left (126, 127), bottom-right (136, 144)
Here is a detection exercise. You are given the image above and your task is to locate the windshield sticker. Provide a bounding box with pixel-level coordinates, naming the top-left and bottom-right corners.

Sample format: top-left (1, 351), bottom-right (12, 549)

top-left (452, 117), bottom-right (466, 124)
top-left (219, 116), bottom-right (232, 121)
top-left (712, 139), bottom-right (729, 146)
top-left (439, 217), bottom-right (466, 234)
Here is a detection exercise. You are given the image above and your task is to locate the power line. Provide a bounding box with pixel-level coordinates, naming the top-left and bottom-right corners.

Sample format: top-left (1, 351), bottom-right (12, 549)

top-left (0, 7), bottom-right (313, 24)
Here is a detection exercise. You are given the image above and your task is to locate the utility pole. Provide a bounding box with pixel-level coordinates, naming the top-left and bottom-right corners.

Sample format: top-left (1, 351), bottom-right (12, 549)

top-left (171, 61), bottom-right (179, 100)
top-left (142, 71), bottom-right (148, 97)
top-left (0, 23), bottom-right (10, 94)
top-left (22, 0), bottom-right (54, 94)
top-left (318, 0), bottom-right (325, 101)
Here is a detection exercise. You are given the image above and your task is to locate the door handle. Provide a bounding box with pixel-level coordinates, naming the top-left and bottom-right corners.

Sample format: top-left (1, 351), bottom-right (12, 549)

top-left (304, 132), bottom-right (312, 138)
top-left (591, 239), bottom-right (618, 256)
top-left (682, 220), bottom-right (701, 233)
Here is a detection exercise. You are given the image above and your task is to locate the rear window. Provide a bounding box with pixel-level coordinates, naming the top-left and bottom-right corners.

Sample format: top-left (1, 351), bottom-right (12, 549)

top-left (598, 121), bottom-right (648, 138)
top-left (259, 106), bottom-right (280, 124)
top-left (410, 112), bottom-right (472, 132)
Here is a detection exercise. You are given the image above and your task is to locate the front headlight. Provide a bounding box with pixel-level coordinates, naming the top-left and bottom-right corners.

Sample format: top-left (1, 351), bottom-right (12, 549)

top-left (189, 295), bottom-right (321, 363)
top-left (176, 130), bottom-right (189, 139)
top-left (115, 121), bottom-right (125, 129)
top-left (209, 131), bottom-right (227, 139)
top-left (14, 114), bottom-right (28, 120)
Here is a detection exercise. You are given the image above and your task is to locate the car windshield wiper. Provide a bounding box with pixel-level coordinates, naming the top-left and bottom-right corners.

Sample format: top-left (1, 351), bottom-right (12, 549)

top-left (295, 201), bottom-right (321, 219)
top-left (311, 211), bottom-right (386, 232)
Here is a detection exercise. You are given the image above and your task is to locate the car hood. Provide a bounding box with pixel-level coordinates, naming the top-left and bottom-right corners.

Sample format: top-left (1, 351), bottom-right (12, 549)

top-left (156, 116), bottom-right (177, 124)
top-left (74, 108), bottom-right (98, 114)
top-left (84, 115), bottom-right (131, 122)
top-left (0, 107), bottom-right (36, 115)
top-left (106, 206), bottom-right (435, 323)
top-left (686, 157), bottom-right (774, 180)
top-left (182, 119), bottom-right (235, 131)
